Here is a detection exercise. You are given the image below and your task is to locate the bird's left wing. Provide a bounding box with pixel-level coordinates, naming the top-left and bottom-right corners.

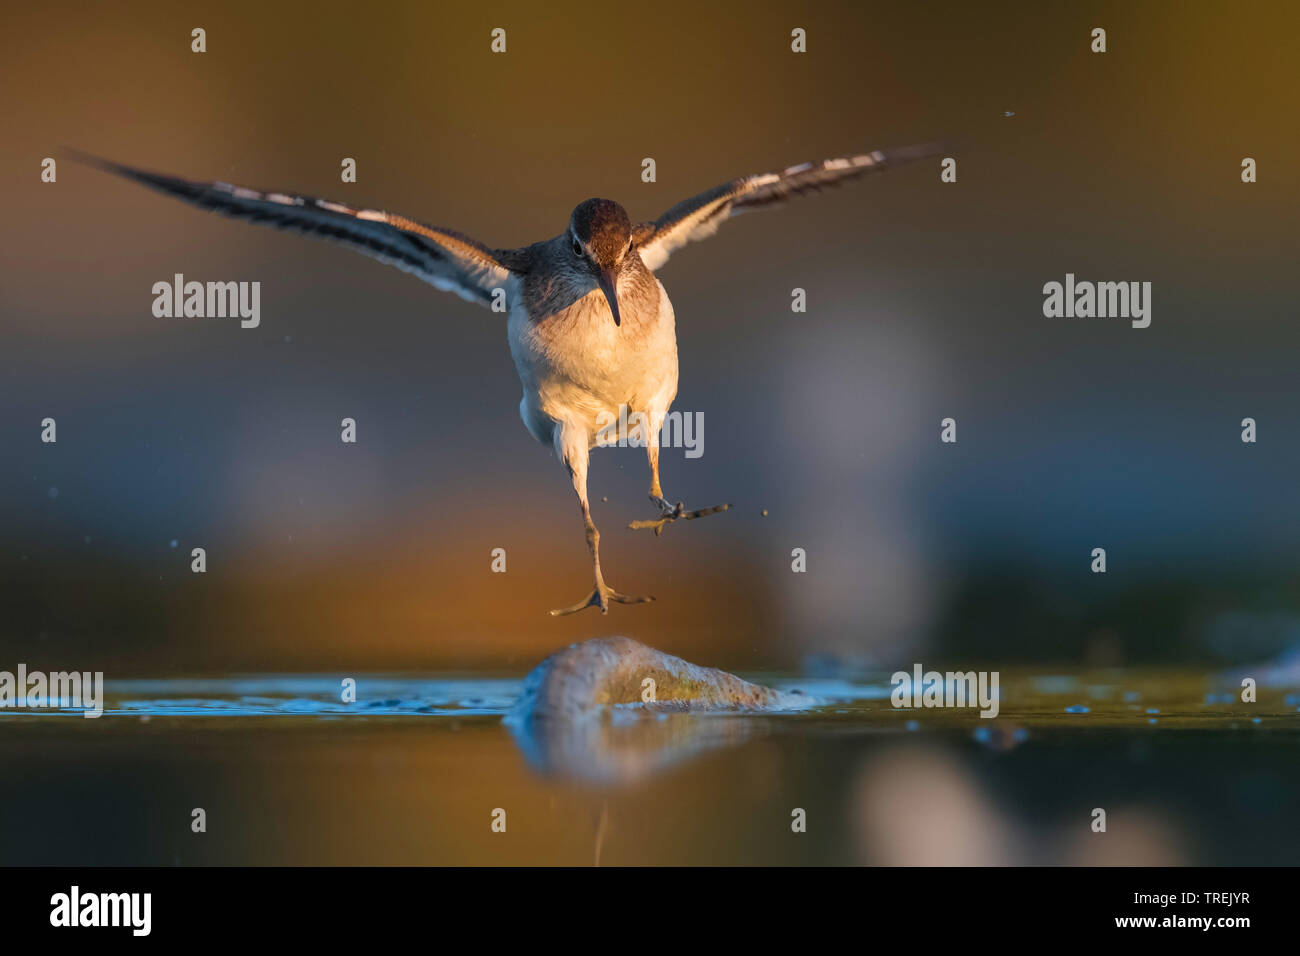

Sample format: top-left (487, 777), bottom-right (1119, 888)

top-left (72, 152), bottom-right (521, 307)
top-left (632, 143), bottom-right (940, 272)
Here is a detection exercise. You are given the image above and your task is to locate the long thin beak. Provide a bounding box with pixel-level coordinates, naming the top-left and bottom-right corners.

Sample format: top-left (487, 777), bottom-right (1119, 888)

top-left (596, 268), bottom-right (621, 326)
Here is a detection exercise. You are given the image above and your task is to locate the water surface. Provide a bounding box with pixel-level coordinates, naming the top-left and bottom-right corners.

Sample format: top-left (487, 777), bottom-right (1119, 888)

top-left (2, 669), bottom-right (1296, 865)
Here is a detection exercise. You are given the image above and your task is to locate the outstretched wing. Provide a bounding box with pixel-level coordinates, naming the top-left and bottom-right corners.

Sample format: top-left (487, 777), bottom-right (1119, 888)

top-left (70, 152), bottom-right (522, 307)
top-left (632, 143), bottom-right (940, 272)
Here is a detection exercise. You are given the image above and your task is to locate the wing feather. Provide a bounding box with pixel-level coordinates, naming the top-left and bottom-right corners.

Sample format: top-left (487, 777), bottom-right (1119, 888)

top-left (634, 143), bottom-right (940, 271)
top-left (70, 152), bottom-right (520, 306)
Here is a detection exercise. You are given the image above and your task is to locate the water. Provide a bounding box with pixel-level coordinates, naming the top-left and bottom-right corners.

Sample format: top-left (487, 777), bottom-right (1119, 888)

top-left (2, 669), bottom-right (1296, 865)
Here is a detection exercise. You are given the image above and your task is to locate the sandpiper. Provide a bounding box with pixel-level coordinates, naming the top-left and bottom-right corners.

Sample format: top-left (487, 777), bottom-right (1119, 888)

top-left (74, 144), bottom-right (935, 615)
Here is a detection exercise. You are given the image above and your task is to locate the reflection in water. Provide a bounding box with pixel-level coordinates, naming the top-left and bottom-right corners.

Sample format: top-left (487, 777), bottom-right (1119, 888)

top-left (852, 745), bottom-right (1023, 865)
top-left (851, 744), bottom-right (1190, 865)
top-left (507, 709), bottom-right (764, 785)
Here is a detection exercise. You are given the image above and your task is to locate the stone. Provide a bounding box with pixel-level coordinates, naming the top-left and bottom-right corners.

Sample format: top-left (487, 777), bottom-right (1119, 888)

top-left (507, 636), bottom-right (802, 724)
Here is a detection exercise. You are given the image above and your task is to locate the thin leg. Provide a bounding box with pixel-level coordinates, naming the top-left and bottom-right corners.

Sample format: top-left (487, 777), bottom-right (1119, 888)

top-left (629, 416), bottom-right (731, 535)
top-left (550, 427), bottom-right (654, 616)
top-left (648, 429), bottom-right (664, 501)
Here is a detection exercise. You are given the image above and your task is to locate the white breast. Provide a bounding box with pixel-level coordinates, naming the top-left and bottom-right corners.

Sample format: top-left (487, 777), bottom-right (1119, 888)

top-left (507, 276), bottom-right (678, 448)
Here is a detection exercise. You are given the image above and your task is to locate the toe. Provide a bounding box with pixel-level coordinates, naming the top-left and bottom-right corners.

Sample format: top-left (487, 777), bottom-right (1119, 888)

top-left (609, 591), bottom-right (654, 605)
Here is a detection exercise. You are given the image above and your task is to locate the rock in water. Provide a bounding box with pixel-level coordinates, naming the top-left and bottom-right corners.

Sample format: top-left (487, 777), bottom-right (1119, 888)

top-left (505, 638), bottom-right (808, 783)
top-left (507, 636), bottom-right (803, 724)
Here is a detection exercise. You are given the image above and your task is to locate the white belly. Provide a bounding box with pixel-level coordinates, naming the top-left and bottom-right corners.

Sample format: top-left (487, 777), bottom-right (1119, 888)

top-left (507, 277), bottom-right (678, 448)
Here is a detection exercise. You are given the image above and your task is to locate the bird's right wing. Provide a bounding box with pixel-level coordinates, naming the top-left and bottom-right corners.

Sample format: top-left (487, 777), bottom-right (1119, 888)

top-left (632, 143), bottom-right (940, 272)
top-left (72, 152), bottom-right (523, 307)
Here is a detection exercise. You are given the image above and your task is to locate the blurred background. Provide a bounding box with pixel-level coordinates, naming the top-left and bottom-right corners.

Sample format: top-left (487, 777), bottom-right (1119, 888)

top-left (2, 0), bottom-right (1299, 677)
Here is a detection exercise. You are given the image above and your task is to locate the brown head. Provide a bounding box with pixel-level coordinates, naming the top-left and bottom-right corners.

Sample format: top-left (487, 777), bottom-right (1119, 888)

top-left (568, 198), bottom-right (633, 325)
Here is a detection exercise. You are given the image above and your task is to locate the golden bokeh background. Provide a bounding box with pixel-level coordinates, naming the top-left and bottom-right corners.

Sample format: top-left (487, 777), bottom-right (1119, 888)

top-left (2, 0), bottom-right (1297, 673)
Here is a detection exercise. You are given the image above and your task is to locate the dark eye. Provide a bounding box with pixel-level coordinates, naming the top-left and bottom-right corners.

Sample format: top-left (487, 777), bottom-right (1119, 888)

top-left (572, 237), bottom-right (583, 257)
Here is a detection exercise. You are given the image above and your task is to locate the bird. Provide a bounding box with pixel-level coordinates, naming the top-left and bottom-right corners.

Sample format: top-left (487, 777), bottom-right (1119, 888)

top-left (72, 144), bottom-right (937, 616)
